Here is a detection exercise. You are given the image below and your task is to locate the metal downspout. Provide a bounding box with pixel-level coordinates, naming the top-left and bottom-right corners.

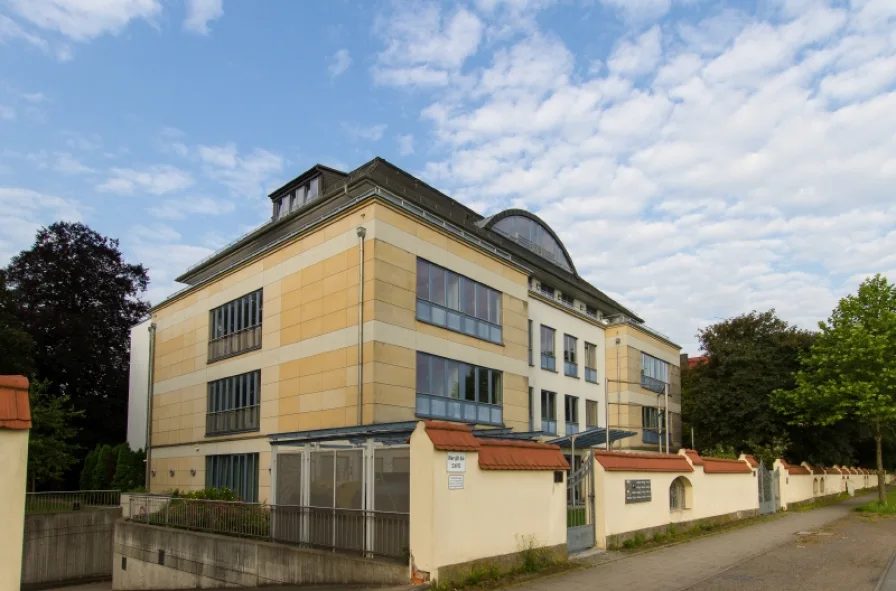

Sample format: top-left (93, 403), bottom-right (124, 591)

top-left (356, 226), bottom-right (367, 425)
top-left (144, 322), bottom-right (157, 487)
top-left (664, 383), bottom-right (670, 453)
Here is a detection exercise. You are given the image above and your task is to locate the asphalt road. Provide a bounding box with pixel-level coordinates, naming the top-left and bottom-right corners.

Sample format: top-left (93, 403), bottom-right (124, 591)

top-left (689, 511), bottom-right (896, 591)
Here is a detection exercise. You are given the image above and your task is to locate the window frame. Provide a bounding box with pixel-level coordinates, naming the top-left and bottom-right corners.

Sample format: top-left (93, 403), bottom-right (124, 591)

top-left (563, 334), bottom-right (578, 377)
top-left (584, 342), bottom-right (598, 383)
top-left (540, 325), bottom-right (556, 371)
top-left (564, 395), bottom-right (579, 435)
top-left (541, 390), bottom-right (557, 435)
top-left (415, 351), bottom-right (503, 426)
top-left (640, 352), bottom-right (670, 392)
top-left (585, 400), bottom-right (599, 429)
top-left (415, 258), bottom-right (503, 345)
top-left (208, 289), bottom-right (263, 363)
top-left (206, 453), bottom-right (259, 502)
top-left (206, 370), bottom-right (261, 436)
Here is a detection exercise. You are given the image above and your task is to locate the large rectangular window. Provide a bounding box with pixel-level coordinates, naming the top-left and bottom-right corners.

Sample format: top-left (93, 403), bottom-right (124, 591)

top-left (586, 400), bottom-right (599, 429)
top-left (641, 407), bottom-right (665, 445)
top-left (416, 259), bottom-right (502, 344)
top-left (208, 289), bottom-right (263, 363)
top-left (564, 334), bottom-right (578, 377)
top-left (540, 325), bottom-right (556, 371)
top-left (206, 371), bottom-right (261, 436)
top-left (584, 342), bottom-right (598, 383)
top-left (206, 453), bottom-right (259, 502)
top-left (541, 390), bottom-right (557, 435)
top-left (564, 395), bottom-right (579, 435)
top-left (416, 352), bottom-right (503, 426)
top-left (640, 352), bottom-right (669, 393)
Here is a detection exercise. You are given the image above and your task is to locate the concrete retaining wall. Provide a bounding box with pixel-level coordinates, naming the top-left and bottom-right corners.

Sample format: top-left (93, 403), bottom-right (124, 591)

top-left (22, 507), bottom-right (121, 589)
top-left (113, 520), bottom-right (409, 590)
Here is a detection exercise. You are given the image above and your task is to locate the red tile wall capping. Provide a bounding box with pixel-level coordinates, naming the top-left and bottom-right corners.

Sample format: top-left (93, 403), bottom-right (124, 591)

top-left (422, 421), bottom-right (569, 470)
top-left (682, 449), bottom-right (752, 474)
top-left (742, 455), bottom-right (759, 468)
top-left (781, 461), bottom-right (811, 475)
top-left (594, 450), bottom-right (693, 473)
top-left (808, 464), bottom-right (826, 475)
top-left (0, 375), bottom-right (31, 430)
top-left (477, 439), bottom-right (570, 471)
top-left (682, 449), bottom-right (704, 465)
top-left (423, 420), bottom-right (481, 451)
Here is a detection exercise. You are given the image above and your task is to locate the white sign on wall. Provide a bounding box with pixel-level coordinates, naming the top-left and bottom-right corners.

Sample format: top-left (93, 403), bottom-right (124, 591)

top-left (448, 475), bottom-right (464, 490)
top-left (447, 452), bottom-right (466, 473)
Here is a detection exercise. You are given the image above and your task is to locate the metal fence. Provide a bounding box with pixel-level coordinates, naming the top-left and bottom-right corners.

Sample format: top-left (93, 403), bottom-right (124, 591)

top-left (128, 495), bottom-right (409, 560)
top-left (25, 490), bottom-right (121, 514)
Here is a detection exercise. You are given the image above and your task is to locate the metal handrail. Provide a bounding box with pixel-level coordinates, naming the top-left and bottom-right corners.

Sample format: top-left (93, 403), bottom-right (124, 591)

top-left (640, 374), bottom-right (666, 394)
top-left (26, 490), bottom-right (121, 513)
top-left (127, 495), bottom-right (409, 559)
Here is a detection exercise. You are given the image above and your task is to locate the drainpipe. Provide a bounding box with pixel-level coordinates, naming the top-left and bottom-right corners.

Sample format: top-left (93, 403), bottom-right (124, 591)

top-left (604, 377), bottom-right (610, 451)
top-left (664, 383), bottom-right (670, 453)
top-left (614, 336), bottom-right (621, 450)
top-left (144, 322), bottom-right (157, 488)
top-left (356, 226), bottom-right (367, 426)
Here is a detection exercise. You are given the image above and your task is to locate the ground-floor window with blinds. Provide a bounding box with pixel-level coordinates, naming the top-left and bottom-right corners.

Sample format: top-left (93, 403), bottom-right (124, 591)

top-left (206, 370), bottom-right (261, 436)
top-left (206, 453), bottom-right (259, 502)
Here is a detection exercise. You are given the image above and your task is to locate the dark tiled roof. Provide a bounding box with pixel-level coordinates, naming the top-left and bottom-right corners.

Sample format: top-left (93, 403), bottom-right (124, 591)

top-left (0, 375), bottom-right (31, 430)
top-left (478, 439), bottom-right (569, 471)
top-left (594, 450), bottom-right (693, 473)
top-left (174, 157), bottom-right (641, 321)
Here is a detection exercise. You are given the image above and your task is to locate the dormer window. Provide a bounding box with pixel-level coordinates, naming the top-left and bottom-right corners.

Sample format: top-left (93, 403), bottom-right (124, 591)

top-left (274, 175), bottom-right (322, 221)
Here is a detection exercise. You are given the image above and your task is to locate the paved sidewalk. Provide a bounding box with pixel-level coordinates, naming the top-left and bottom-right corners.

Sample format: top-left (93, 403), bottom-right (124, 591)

top-left (517, 496), bottom-right (869, 591)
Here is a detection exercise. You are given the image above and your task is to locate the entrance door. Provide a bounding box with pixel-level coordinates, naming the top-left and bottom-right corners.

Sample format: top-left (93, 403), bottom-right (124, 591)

top-left (567, 455), bottom-right (595, 552)
top-left (758, 461), bottom-right (778, 514)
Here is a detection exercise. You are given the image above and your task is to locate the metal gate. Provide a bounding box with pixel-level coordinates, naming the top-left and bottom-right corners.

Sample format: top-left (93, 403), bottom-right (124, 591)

top-left (758, 461), bottom-right (780, 515)
top-left (567, 455), bottom-right (595, 552)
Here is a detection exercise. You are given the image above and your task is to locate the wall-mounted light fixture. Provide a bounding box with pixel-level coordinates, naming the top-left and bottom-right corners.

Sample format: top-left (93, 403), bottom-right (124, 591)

top-left (190, 468), bottom-right (196, 477)
top-left (151, 469), bottom-right (156, 477)
top-left (169, 468), bottom-right (175, 477)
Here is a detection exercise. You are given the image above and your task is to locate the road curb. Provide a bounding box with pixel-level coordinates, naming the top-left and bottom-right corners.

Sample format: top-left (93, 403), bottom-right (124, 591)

top-left (874, 550), bottom-right (896, 591)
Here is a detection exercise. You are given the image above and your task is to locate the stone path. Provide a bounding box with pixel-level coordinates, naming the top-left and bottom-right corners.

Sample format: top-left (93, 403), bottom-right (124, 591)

top-left (519, 496), bottom-right (870, 591)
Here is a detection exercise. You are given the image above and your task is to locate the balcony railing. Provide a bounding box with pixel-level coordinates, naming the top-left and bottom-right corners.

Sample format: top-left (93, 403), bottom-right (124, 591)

top-left (541, 354), bottom-right (556, 372)
top-left (542, 419), bottom-right (557, 435)
top-left (564, 361), bottom-right (578, 377)
top-left (206, 405), bottom-right (260, 436)
top-left (585, 367), bottom-right (598, 383)
top-left (128, 495), bottom-right (409, 559)
top-left (416, 393), bottom-right (502, 426)
top-left (565, 422), bottom-right (579, 435)
top-left (26, 490), bottom-right (120, 514)
top-left (642, 429), bottom-right (666, 444)
top-left (208, 325), bottom-right (262, 363)
top-left (641, 374), bottom-right (667, 394)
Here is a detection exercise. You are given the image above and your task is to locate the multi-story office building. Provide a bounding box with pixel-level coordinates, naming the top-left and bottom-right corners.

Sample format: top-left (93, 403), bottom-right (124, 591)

top-left (130, 158), bottom-right (680, 502)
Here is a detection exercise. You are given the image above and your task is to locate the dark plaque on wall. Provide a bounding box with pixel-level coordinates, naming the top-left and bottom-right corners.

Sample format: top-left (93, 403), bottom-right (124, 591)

top-left (625, 479), bottom-right (652, 503)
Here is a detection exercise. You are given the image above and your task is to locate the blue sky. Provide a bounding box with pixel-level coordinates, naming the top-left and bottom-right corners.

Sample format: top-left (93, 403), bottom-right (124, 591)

top-left (1, 0), bottom-right (895, 352)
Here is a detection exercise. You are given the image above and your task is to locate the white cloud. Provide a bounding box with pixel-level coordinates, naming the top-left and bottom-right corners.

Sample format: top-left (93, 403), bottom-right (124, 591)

top-left (373, 2), bottom-right (483, 87)
top-left (0, 14), bottom-right (49, 52)
top-left (0, 105), bottom-right (15, 120)
top-left (53, 152), bottom-right (94, 174)
top-left (397, 134), bottom-right (415, 156)
top-left (385, 0), bottom-right (896, 352)
top-left (97, 165), bottom-right (194, 195)
top-left (148, 195), bottom-right (236, 220)
top-left (599, 0), bottom-right (672, 22)
top-left (195, 143), bottom-right (284, 197)
top-left (329, 49), bottom-right (352, 78)
top-left (183, 0), bottom-right (223, 35)
top-left (345, 123), bottom-right (388, 142)
top-left (22, 92), bottom-right (47, 103)
top-left (7, 0), bottom-right (162, 42)
top-left (0, 187), bottom-right (85, 263)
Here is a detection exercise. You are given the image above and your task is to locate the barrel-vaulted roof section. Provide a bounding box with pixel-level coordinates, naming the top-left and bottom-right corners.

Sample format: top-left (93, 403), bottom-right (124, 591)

top-left (480, 209), bottom-right (577, 275)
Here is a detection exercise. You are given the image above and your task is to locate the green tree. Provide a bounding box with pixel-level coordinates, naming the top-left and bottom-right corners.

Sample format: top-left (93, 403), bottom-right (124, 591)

top-left (91, 444), bottom-right (117, 490)
top-left (775, 275), bottom-right (896, 504)
top-left (111, 444), bottom-right (145, 491)
top-left (682, 310), bottom-right (822, 460)
top-left (3, 222), bottom-right (150, 465)
top-left (27, 379), bottom-right (84, 490)
top-left (0, 269), bottom-right (35, 376)
top-left (79, 448), bottom-right (98, 490)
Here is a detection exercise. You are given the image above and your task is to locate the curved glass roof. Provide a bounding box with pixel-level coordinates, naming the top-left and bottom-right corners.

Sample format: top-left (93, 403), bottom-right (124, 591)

top-left (491, 214), bottom-right (573, 272)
